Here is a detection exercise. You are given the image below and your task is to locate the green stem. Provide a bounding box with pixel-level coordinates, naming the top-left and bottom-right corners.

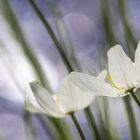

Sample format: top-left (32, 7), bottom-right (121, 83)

top-left (71, 114), bottom-right (86, 140)
top-left (27, 2), bottom-right (102, 140)
top-left (130, 90), bottom-right (140, 108)
top-left (99, 0), bottom-right (117, 46)
top-left (0, 1), bottom-right (75, 140)
top-left (0, 0), bottom-right (52, 91)
top-left (24, 111), bottom-right (36, 140)
top-left (85, 108), bottom-right (101, 140)
top-left (118, 0), bottom-right (137, 47)
top-left (123, 96), bottom-right (140, 140)
top-left (28, 0), bottom-right (73, 72)
top-left (27, 2), bottom-right (102, 139)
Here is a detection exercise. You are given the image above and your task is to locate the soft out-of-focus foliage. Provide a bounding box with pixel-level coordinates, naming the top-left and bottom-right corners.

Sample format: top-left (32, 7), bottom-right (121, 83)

top-left (0, 0), bottom-right (140, 140)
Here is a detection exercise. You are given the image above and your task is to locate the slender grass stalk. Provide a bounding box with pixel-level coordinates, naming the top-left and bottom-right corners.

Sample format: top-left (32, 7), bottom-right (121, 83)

top-left (130, 90), bottom-right (140, 108)
top-left (27, 1), bottom-right (102, 139)
top-left (100, 98), bottom-right (115, 140)
top-left (99, 0), bottom-right (118, 46)
top-left (117, 0), bottom-right (137, 49)
top-left (71, 114), bottom-right (86, 140)
top-left (99, 1), bottom-right (139, 139)
top-left (0, 1), bottom-right (74, 140)
top-left (117, 1), bottom-right (140, 138)
top-left (0, 44), bottom-right (38, 140)
top-left (98, 50), bottom-right (116, 139)
top-left (85, 108), bottom-right (101, 140)
top-left (38, 115), bottom-right (74, 140)
top-left (84, 107), bottom-right (100, 138)
top-left (0, 45), bottom-right (23, 94)
top-left (98, 98), bottom-right (119, 140)
top-left (117, 0), bottom-right (137, 60)
top-left (0, 43), bottom-right (58, 140)
top-left (50, 5), bottom-right (102, 139)
top-left (51, 118), bottom-right (76, 140)
top-left (51, 14), bottom-right (100, 140)
top-left (122, 48), bottom-right (140, 139)
top-left (48, 3), bottom-right (82, 71)
top-left (24, 111), bottom-right (37, 140)
top-left (0, 50), bottom-right (38, 140)
top-left (0, 0), bottom-right (52, 92)
top-left (116, 0), bottom-right (140, 139)
top-left (37, 115), bottom-right (59, 140)
top-left (123, 96), bottom-right (140, 140)
top-left (93, 99), bottom-right (108, 139)
top-left (28, 0), bottom-right (73, 72)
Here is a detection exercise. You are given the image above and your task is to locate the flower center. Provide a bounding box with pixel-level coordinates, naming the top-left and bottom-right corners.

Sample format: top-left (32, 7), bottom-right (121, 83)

top-left (52, 95), bottom-right (66, 113)
top-left (106, 74), bottom-right (125, 93)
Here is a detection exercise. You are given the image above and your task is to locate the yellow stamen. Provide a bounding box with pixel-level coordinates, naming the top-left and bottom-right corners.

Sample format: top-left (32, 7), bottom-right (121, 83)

top-left (53, 95), bottom-right (61, 103)
top-left (52, 95), bottom-right (66, 113)
top-left (106, 74), bottom-right (124, 93)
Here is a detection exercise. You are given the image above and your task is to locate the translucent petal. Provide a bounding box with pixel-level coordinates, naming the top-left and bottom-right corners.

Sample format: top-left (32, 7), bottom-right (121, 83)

top-left (25, 88), bottom-right (61, 116)
top-left (108, 45), bottom-right (137, 89)
top-left (25, 99), bottom-right (66, 118)
top-left (67, 72), bottom-right (120, 98)
top-left (25, 85), bottom-right (45, 113)
top-left (57, 75), bottom-right (95, 113)
top-left (135, 41), bottom-right (140, 86)
top-left (25, 99), bottom-right (45, 113)
top-left (29, 81), bottom-right (66, 118)
top-left (97, 70), bottom-right (108, 81)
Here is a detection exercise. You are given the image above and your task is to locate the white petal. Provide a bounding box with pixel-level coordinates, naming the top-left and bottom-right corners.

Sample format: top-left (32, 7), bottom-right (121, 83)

top-left (25, 85), bottom-right (45, 113)
top-left (108, 45), bottom-right (137, 89)
top-left (25, 99), bottom-right (66, 118)
top-left (67, 72), bottom-right (120, 98)
top-left (57, 74), bottom-right (95, 113)
top-left (25, 99), bottom-right (45, 113)
top-left (97, 70), bottom-right (108, 81)
top-left (135, 41), bottom-right (140, 85)
top-left (25, 88), bottom-right (60, 116)
top-left (29, 81), bottom-right (66, 118)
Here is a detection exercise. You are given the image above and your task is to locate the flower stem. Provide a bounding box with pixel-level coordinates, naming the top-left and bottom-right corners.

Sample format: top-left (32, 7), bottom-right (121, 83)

top-left (71, 114), bottom-right (86, 140)
top-left (123, 96), bottom-right (140, 140)
top-left (130, 90), bottom-right (140, 108)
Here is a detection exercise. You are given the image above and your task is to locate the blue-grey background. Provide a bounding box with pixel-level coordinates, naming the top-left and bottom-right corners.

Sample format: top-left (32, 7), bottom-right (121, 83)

top-left (0, 0), bottom-right (140, 140)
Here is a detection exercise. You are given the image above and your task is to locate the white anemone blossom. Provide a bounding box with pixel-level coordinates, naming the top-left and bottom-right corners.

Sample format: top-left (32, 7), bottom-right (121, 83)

top-left (68, 43), bottom-right (140, 97)
top-left (25, 74), bottom-right (96, 118)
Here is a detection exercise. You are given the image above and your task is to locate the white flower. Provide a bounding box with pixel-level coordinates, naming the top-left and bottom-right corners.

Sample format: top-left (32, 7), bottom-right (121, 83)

top-left (25, 74), bottom-right (95, 118)
top-left (68, 42), bottom-right (140, 97)
top-left (107, 43), bottom-right (140, 95)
